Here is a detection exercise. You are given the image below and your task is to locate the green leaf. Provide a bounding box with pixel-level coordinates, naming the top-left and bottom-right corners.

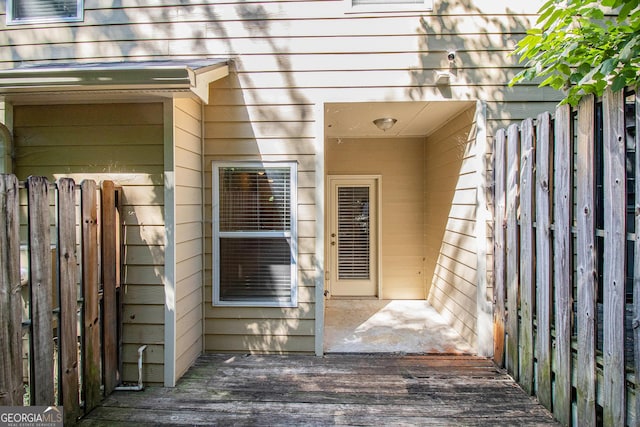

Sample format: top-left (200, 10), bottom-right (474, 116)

top-left (600, 58), bottom-right (619, 75)
top-left (619, 0), bottom-right (639, 20)
top-left (611, 74), bottom-right (628, 91)
top-left (587, 9), bottom-right (605, 20)
top-left (511, 0), bottom-right (640, 106)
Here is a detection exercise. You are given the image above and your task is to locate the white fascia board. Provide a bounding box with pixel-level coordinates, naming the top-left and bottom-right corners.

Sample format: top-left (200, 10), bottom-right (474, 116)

top-left (0, 60), bottom-right (229, 102)
top-left (187, 64), bottom-right (229, 104)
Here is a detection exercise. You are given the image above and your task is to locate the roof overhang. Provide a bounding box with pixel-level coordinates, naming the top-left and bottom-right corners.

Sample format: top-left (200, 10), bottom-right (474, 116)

top-left (0, 59), bottom-right (229, 104)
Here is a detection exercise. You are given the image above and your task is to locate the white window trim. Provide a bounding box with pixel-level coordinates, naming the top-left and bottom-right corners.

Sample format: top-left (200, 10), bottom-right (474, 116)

top-left (345, 0), bottom-right (433, 13)
top-left (6, 0), bottom-right (84, 25)
top-left (212, 161), bottom-right (298, 308)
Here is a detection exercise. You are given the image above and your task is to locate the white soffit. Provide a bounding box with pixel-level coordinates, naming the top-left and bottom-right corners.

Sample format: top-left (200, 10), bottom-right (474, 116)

top-left (325, 100), bottom-right (476, 139)
top-left (0, 59), bottom-right (229, 104)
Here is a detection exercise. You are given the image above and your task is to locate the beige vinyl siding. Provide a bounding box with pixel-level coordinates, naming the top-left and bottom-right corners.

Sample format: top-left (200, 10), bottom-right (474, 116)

top-left (12, 102), bottom-right (166, 385)
top-left (203, 76), bottom-right (316, 353)
top-left (424, 106), bottom-right (479, 346)
top-left (326, 137), bottom-right (426, 299)
top-left (0, 0), bottom-right (565, 358)
top-left (1, 1), bottom-right (556, 113)
top-left (0, 1), bottom-right (561, 143)
top-left (173, 97), bottom-right (204, 378)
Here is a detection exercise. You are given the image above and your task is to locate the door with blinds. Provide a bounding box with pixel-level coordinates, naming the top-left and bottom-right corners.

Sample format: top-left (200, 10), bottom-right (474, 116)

top-left (328, 176), bottom-right (378, 297)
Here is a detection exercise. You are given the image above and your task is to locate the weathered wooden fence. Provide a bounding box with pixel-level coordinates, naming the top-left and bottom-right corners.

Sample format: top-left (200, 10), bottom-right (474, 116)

top-left (0, 175), bottom-right (122, 425)
top-left (493, 87), bottom-right (639, 426)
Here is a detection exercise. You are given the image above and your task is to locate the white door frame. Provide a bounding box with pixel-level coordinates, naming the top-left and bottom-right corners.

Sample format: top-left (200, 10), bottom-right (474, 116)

top-left (326, 174), bottom-right (382, 299)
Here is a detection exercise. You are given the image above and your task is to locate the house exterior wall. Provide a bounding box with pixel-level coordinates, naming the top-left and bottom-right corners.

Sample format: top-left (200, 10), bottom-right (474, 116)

top-left (173, 98), bottom-right (205, 379)
top-left (326, 136), bottom-right (426, 299)
top-left (0, 0), bottom-right (563, 359)
top-left (1, 1), bottom-right (558, 137)
top-left (203, 79), bottom-right (317, 352)
top-left (424, 105), bottom-right (479, 346)
top-left (11, 102), bottom-right (166, 384)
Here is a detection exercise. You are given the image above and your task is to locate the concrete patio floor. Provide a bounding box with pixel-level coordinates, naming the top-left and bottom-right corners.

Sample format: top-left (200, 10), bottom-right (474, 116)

top-left (324, 299), bottom-right (474, 354)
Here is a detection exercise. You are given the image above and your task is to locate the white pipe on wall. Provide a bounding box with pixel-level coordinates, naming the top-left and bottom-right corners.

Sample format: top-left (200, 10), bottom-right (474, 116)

top-left (114, 345), bottom-right (147, 391)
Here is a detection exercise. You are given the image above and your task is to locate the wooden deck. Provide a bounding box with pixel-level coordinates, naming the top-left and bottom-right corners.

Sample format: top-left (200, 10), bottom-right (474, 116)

top-left (78, 354), bottom-right (558, 426)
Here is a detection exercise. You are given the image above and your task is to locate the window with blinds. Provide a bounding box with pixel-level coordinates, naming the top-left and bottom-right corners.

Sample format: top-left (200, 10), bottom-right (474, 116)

top-left (337, 186), bottom-right (370, 280)
top-left (7, 0), bottom-right (83, 24)
top-left (212, 162), bottom-right (298, 307)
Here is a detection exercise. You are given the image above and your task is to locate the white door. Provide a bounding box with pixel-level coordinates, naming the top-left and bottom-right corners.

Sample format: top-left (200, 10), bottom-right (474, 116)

top-left (328, 177), bottom-right (378, 297)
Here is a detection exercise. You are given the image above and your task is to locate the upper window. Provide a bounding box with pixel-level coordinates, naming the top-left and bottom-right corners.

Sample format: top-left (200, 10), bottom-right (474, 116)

top-left (7, 0), bottom-right (83, 25)
top-left (348, 0), bottom-right (433, 12)
top-left (212, 162), bottom-right (298, 307)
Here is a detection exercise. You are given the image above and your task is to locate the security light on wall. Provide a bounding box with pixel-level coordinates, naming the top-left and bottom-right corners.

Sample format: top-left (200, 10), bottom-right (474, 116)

top-left (373, 117), bottom-right (397, 131)
top-left (434, 70), bottom-right (451, 85)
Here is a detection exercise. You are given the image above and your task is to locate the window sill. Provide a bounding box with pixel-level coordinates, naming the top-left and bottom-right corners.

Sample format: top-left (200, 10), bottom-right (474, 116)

top-left (212, 300), bottom-right (298, 308)
top-left (7, 15), bottom-right (83, 25)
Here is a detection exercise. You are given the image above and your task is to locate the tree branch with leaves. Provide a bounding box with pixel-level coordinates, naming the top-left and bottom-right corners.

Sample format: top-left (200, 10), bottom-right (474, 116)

top-left (510, 0), bottom-right (640, 106)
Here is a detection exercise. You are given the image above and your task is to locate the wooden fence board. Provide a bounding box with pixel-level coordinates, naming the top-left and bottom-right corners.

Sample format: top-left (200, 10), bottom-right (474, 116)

top-left (57, 178), bottom-right (80, 425)
top-left (518, 118), bottom-right (534, 395)
top-left (576, 95), bottom-right (597, 426)
top-left (82, 179), bottom-right (102, 413)
top-left (505, 124), bottom-right (519, 379)
top-left (493, 128), bottom-right (506, 368)
top-left (635, 89), bottom-right (640, 427)
top-left (534, 112), bottom-right (553, 411)
top-left (553, 104), bottom-right (572, 426)
top-left (602, 87), bottom-right (626, 427)
top-left (27, 176), bottom-right (54, 406)
top-left (102, 180), bottom-right (119, 394)
top-left (493, 87), bottom-right (639, 427)
top-left (0, 175), bottom-right (123, 417)
top-left (0, 174), bottom-right (22, 406)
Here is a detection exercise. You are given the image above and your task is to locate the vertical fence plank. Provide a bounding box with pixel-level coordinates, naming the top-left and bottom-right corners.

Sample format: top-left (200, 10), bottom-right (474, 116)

top-left (519, 118), bottom-right (534, 394)
top-left (493, 128), bottom-right (507, 368)
top-left (635, 89), bottom-right (640, 427)
top-left (553, 104), bottom-right (572, 426)
top-left (602, 87), bottom-right (626, 427)
top-left (27, 176), bottom-right (54, 405)
top-left (535, 112), bottom-right (553, 410)
top-left (0, 174), bottom-right (22, 406)
top-left (81, 179), bottom-right (101, 412)
top-left (101, 180), bottom-right (119, 394)
top-left (576, 95), bottom-right (597, 426)
top-left (506, 124), bottom-right (520, 379)
top-left (57, 178), bottom-right (80, 425)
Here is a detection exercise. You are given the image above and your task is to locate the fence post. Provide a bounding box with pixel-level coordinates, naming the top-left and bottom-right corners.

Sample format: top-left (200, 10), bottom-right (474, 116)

top-left (576, 94), bottom-right (597, 426)
top-left (519, 118), bottom-right (535, 395)
top-left (506, 124), bottom-right (520, 379)
top-left (493, 128), bottom-right (506, 367)
top-left (634, 89), bottom-right (640, 427)
top-left (553, 104), bottom-right (572, 426)
top-left (81, 180), bottom-right (101, 413)
top-left (0, 174), bottom-right (22, 406)
top-left (535, 112), bottom-right (553, 410)
top-left (57, 178), bottom-right (80, 425)
top-left (602, 87), bottom-right (626, 427)
top-left (27, 176), bottom-right (55, 405)
top-left (101, 180), bottom-right (119, 394)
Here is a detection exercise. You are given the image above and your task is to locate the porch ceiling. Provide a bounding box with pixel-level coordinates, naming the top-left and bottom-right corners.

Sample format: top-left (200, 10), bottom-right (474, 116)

top-left (325, 100), bottom-right (475, 139)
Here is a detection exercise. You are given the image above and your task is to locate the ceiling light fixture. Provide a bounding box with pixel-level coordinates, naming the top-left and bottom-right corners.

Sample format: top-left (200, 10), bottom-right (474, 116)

top-left (373, 117), bottom-right (397, 132)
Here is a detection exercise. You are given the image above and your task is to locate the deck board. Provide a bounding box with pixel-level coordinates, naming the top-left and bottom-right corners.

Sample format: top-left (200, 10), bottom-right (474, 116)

top-left (78, 354), bottom-right (558, 426)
